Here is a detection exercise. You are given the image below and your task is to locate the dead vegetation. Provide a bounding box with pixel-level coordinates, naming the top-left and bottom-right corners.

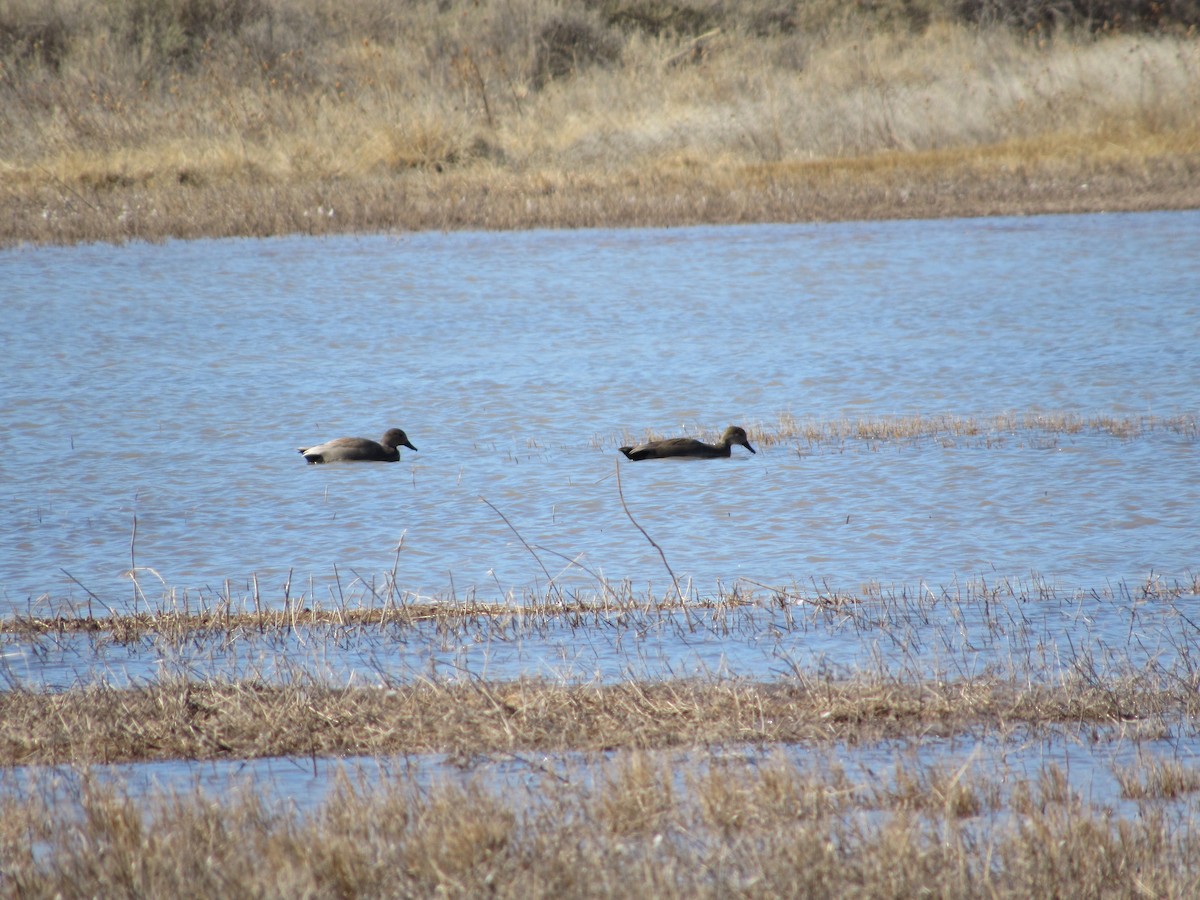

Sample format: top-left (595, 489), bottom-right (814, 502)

top-left (2, 573), bottom-right (1193, 784)
top-left (0, 669), bottom-right (1195, 767)
top-left (2, 746), bottom-right (1199, 898)
top-left (2, 579), bottom-right (1198, 895)
top-left (2, 0), bottom-right (1199, 245)
top-left (4, 519), bottom-right (1196, 645)
top-left (3, 567), bottom-right (1198, 766)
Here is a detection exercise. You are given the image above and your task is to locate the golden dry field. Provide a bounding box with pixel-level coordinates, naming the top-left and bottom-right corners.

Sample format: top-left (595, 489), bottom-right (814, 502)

top-left (2, 0), bottom-right (1199, 245)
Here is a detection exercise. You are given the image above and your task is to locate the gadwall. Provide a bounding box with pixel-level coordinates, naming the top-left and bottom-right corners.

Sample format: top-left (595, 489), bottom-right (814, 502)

top-left (298, 428), bottom-right (417, 464)
top-left (619, 425), bottom-right (757, 460)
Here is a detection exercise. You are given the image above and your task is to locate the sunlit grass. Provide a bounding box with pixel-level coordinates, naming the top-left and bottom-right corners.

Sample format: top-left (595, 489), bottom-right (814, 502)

top-left (1, 667), bottom-right (1197, 766)
top-left (2, 748), bottom-right (1199, 897)
top-left (2, 566), bottom-right (1197, 766)
top-left (2, 0), bottom-right (1198, 245)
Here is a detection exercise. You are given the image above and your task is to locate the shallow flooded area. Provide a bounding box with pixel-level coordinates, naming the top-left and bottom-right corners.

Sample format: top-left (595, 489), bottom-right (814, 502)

top-left (2, 212), bottom-right (1198, 893)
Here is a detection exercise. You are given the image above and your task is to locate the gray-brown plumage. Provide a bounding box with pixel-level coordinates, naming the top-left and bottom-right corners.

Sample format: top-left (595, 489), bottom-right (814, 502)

top-left (619, 425), bottom-right (756, 460)
top-left (298, 428), bottom-right (417, 464)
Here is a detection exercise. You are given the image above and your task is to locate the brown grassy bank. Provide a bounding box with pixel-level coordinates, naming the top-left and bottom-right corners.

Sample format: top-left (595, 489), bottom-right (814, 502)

top-left (3, 0), bottom-right (1199, 246)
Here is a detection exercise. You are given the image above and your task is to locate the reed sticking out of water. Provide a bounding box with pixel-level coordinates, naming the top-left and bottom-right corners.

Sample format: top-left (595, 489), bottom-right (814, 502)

top-left (5, 564), bottom-right (1197, 644)
top-left (481, 495), bottom-right (567, 608)
top-left (615, 459), bottom-right (684, 606)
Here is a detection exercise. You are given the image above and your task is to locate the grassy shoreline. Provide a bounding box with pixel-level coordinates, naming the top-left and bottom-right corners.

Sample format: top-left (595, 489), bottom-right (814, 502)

top-left (6, 138), bottom-right (1200, 247)
top-left (4, 0), bottom-right (1199, 247)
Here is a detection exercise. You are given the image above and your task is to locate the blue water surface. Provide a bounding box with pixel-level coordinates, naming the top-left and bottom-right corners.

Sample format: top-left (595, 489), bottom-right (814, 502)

top-left (2, 212), bottom-right (1197, 613)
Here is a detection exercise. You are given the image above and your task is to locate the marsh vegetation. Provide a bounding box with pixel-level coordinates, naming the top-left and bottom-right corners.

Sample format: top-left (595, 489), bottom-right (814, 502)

top-left (3, 569), bottom-right (1200, 896)
top-left (3, 0), bottom-right (1199, 245)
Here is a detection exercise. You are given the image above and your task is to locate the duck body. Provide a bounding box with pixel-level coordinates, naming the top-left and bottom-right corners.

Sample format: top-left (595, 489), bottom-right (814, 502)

top-left (619, 425), bottom-right (756, 460)
top-left (298, 428), bottom-right (417, 464)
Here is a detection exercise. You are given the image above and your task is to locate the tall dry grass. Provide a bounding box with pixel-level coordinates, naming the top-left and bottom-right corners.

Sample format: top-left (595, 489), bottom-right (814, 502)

top-left (2, 749), bottom-right (1199, 897)
top-left (2, 0), bottom-right (1199, 244)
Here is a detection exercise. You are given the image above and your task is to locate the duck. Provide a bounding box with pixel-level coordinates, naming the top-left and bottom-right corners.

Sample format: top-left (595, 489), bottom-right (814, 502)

top-left (619, 425), bottom-right (756, 460)
top-left (298, 428), bottom-right (417, 464)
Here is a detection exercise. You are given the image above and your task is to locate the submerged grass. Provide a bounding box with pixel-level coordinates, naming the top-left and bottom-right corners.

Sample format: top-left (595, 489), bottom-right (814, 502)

top-left (4, 558), bottom-right (1196, 642)
top-left (2, 746), bottom-right (1199, 897)
top-left (613, 411), bottom-right (1199, 453)
top-left (2, 0), bottom-right (1199, 245)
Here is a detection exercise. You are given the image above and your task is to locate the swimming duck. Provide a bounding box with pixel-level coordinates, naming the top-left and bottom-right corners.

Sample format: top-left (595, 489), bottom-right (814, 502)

top-left (619, 425), bottom-right (756, 460)
top-left (298, 428), bottom-right (417, 464)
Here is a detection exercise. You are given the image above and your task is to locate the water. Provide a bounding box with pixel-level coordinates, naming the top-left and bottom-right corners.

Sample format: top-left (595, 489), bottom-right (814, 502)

top-left (2, 211), bottom-right (1200, 817)
top-left (3, 580), bottom-right (1197, 692)
top-left (3, 212), bottom-right (1196, 614)
top-left (8, 726), bottom-right (1197, 828)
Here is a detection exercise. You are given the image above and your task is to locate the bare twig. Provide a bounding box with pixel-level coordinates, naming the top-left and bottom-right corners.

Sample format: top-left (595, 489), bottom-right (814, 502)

top-left (664, 28), bottom-right (722, 68)
top-left (614, 460), bottom-right (684, 605)
top-left (59, 568), bottom-right (114, 619)
top-left (480, 496), bottom-right (565, 606)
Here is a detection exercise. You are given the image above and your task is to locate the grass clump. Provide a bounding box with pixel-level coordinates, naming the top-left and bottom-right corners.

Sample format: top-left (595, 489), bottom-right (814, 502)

top-left (533, 11), bottom-right (623, 89)
top-left (957, 0), bottom-right (1200, 33)
top-left (0, 671), bottom-right (1195, 766)
top-left (1116, 757), bottom-right (1200, 800)
top-left (102, 0), bottom-right (271, 72)
top-left (0, 0), bottom-right (74, 70)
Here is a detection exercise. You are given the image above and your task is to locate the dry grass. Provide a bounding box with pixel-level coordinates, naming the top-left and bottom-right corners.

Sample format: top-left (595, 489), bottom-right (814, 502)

top-left (6, 537), bottom-right (1197, 643)
top-left (2, 0), bottom-right (1199, 246)
top-left (1117, 757), bottom-right (1200, 800)
top-left (0, 669), bottom-right (1195, 766)
top-left (0, 594), bottom-right (722, 641)
top-left (2, 748), bottom-right (1199, 898)
top-left (752, 410), bottom-right (1200, 449)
